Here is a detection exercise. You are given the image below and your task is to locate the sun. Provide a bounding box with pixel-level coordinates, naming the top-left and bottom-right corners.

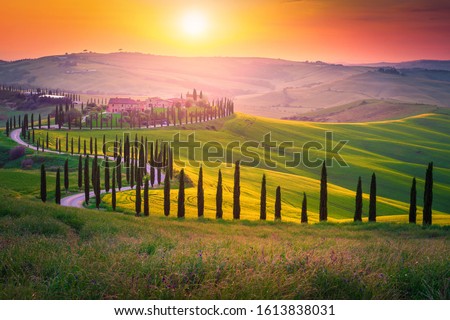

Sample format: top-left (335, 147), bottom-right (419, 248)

top-left (180, 10), bottom-right (208, 38)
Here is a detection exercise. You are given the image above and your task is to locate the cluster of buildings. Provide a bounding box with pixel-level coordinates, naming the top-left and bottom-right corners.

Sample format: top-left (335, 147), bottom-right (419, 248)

top-left (107, 96), bottom-right (187, 113)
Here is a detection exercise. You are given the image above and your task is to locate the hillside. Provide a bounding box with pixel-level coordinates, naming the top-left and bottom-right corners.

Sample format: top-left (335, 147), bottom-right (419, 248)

top-left (284, 99), bottom-right (444, 123)
top-left (1, 53), bottom-right (449, 119)
top-left (10, 112), bottom-right (450, 220)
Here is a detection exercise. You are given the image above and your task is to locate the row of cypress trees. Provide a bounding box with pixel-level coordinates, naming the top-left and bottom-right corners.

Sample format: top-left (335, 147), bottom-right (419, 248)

top-left (39, 156), bottom-right (434, 225)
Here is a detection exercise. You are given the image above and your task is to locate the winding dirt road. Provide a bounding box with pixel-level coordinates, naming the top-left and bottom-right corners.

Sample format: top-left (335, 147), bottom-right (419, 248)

top-left (10, 127), bottom-right (163, 209)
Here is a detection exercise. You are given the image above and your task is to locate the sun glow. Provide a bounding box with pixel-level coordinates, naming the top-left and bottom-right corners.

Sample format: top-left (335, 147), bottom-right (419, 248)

top-left (180, 10), bottom-right (208, 38)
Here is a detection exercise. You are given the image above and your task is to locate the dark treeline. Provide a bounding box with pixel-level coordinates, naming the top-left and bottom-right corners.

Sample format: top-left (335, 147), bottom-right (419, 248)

top-left (38, 157), bottom-right (436, 226)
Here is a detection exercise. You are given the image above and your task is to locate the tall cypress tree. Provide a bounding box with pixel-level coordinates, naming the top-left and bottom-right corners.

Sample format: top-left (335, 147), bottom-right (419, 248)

top-left (164, 171), bottom-right (170, 216)
top-left (423, 162), bottom-right (433, 226)
top-left (105, 160), bottom-right (110, 192)
top-left (354, 176), bottom-right (363, 222)
top-left (409, 177), bottom-right (417, 224)
top-left (260, 174), bottom-right (266, 220)
top-left (216, 169), bottom-right (223, 219)
top-left (319, 161), bottom-right (328, 221)
top-left (197, 166), bottom-right (204, 218)
top-left (116, 155), bottom-right (122, 191)
top-left (78, 155), bottom-right (82, 191)
top-left (144, 176), bottom-right (149, 216)
top-left (84, 155), bottom-right (90, 204)
top-left (55, 168), bottom-right (61, 205)
top-left (301, 192), bottom-right (308, 224)
top-left (64, 159), bottom-right (69, 193)
top-left (177, 169), bottom-right (185, 218)
top-left (369, 173), bottom-right (376, 222)
top-left (112, 168), bottom-right (116, 211)
top-left (274, 186), bottom-right (282, 220)
top-left (40, 164), bottom-right (47, 203)
top-left (233, 161), bottom-right (241, 220)
top-left (135, 169), bottom-right (141, 216)
top-left (95, 164), bottom-right (101, 209)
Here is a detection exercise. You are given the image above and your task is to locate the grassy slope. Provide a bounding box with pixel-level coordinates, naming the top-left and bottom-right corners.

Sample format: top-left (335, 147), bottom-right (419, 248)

top-left (0, 191), bottom-right (449, 299)
top-left (286, 99), bottom-right (443, 122)
top-left (27, 112), bottom-right (450, 222)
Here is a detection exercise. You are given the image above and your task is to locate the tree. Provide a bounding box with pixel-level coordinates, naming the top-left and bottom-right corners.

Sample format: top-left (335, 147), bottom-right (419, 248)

top-left (55, 168), bottom-right (61, 205)
top-left (319, 161), bottom-right (328, 221)
top-left (354, 176), bottom-right (363, 222)
top-left (116, 155), bottom-right (122, 191)
top-left (164, 171), bottom-right (170, 216)
top-left (260, 174), bottom-right (266, 220)
top-left (233, 161), bottom-right (241, 220)
top-left (409, 177), bottom-right (417, 224)
top-left (112, 168), bottom-right (117, 211)
top-left (423, 162), bottom-right (433, 226)
top-left (78, 155), bottom-right (82, 191)
top-left (64, 159), bottom-right (69, 193)
top-left (144, 177), bottom-right (149, 216)
top-left (95, 165), bottom-right (101, 209)
top-left (272, 183), bottom-right (283, 222)
top-left (216, 169), bottom-right (223, 219)
top-left (135, 169), bottom-right (141, 216)
top-left (177, 169), bottom-right (185, 218)
top-left (197, 166), bottom-right (204, 218)
top-left (84, 155), bottom-right (90, 204)
top-left (40, 164), bottom-right (47, 203)
top-left (105, 160), bottom-right (110, 192)
top-left (193, 88), bottom-right (197, 101)
top-left (369, 173), bottom-right (376, 222)
top-left (301, 192), bottom-right (308, 223)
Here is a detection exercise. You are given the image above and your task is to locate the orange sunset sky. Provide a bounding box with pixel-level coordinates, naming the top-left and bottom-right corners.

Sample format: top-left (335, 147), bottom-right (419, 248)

top-left (1, 0), bottom-right (449, 63)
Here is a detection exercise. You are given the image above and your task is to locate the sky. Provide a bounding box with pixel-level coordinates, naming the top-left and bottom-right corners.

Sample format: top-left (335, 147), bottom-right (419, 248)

top-left (0, 0), bottom-right (449, 63)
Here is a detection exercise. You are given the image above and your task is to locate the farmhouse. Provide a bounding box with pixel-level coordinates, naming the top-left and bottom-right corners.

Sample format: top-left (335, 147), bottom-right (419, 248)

top-left (147, 97), bottom-right (173, 108)
top-left (107, 98), bottom-right (145, 112)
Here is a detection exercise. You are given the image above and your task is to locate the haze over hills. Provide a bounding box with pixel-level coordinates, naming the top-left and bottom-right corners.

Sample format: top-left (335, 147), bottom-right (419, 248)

top-left (0, 52), bottom-right (449, 119)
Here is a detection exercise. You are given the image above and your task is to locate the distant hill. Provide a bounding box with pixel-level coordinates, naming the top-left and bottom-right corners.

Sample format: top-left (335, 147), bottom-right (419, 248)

top-left (283, 99), bottom-right (444, 123)
top-left (0, 53), bottom-right (449, 119)
top-left (360, 60), bottom-right (450, 71)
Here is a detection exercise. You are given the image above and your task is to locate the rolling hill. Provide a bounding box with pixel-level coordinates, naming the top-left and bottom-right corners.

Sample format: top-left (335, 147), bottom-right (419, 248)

top-left (0, 53), bottom-right (449, 119)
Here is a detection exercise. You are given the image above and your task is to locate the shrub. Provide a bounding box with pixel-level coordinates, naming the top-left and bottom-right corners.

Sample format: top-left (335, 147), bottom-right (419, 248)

top-left (21, 158), bottom-right (34, 169)
top-left (9, 145), bottom-right (26, 160)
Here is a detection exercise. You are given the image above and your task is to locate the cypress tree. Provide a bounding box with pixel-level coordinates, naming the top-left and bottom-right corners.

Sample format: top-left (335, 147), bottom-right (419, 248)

top-left (216, 169), bottom-right (223, 219)
top-left (409, 177), bottom-right (417, 224)
top-left (301, 192), bottom-right (308, 223)
top-left (369, 173), bottom-right (376, 222)
top-left (116, 155), bottom-right (122, 191)
top-left (135, 169), bottom-right (141, 216)
top-left (65, 132), bottom-right (69, 152)
top-left (197, 166), bottom-right (204, 218)
top-left (423, 162), bottom-right (433, 226)
top-left (112, 168), bottom-right (116, 211)
top-left (47, 114), bottom-right (50, 129)
top-left (64, 159), bottom-right (69, 193)
top-left (260, 174), bottom-right (266, 220)
top-left (95, 165), bottom-right (101, 209)
top-left (274, 186), bottom-right (282, 220)
top-left (78, 155), bottom-right (82, 191)
top-left (354, 176), bottom-right (363, 222)
top-left (130, 159), bottom-right (135, 189)
top-left (84, 155), bottom-right (90, 204)
top-left (55, 168), bottom-right (61, 205)
top-left (233, 160), bottom-right (241, 220)
top-left (144, 177), bottom-right (149, 216)
top-left (38, 113), bottom-right (41, 129)
top-left (164, 171), bottom-right (170, 216)
top-left (105, 160), bottom-right (110, 192)
top-left (319, 161), bottom-right (328, 221)
top-left (40, 164), bottom-right (47, 203)
top-left (177, 169), bottom-right (185, 218)
top-left (150, 166), bottom-right (155, 187)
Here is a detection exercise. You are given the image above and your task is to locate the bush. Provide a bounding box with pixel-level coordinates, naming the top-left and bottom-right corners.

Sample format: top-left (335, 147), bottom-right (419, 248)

top-left (9, 146), bottom-right (26, 160)
top-left (21, 158), bottom-right (34, 169)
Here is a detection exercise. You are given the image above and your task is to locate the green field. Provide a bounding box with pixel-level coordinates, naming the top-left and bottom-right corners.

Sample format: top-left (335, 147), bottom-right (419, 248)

top-left (28, 112), bottom-right (450, 223)
top-left (1, 111), bottom-right (450, 299)
top-left (0, 191), bottom-right (449, 299)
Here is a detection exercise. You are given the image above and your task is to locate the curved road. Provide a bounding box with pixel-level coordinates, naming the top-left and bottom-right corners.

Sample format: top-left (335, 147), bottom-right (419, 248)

top-left (10, 127), bottom-right (163, 209)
